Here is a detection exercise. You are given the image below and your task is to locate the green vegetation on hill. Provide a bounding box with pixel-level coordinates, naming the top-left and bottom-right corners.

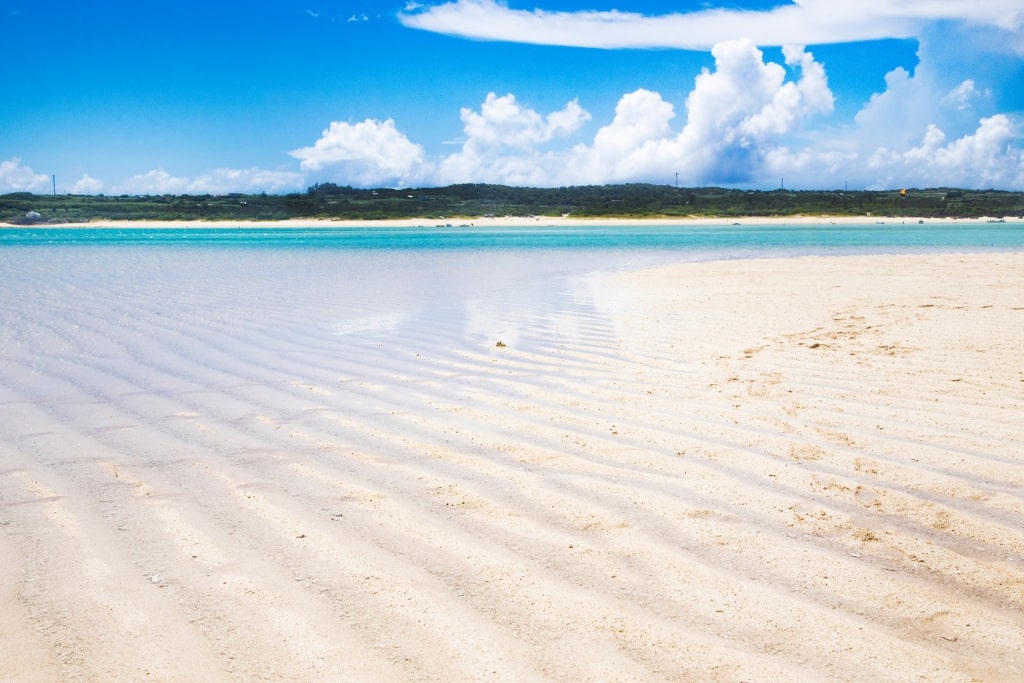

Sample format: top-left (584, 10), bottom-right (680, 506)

top-left (3, 184), bottom-right (1023, 224)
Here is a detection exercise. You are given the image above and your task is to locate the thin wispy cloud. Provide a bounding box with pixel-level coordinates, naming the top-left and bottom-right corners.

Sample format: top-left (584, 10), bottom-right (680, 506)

top-left (399, 0), bottom-right (1023, 49)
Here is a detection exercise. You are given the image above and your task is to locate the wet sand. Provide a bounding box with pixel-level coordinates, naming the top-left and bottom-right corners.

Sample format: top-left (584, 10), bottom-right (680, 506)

top-left (1, 248), bottom-right (1022, 681)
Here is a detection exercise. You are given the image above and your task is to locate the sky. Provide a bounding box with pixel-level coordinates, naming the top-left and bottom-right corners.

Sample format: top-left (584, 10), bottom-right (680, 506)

top-left (2, 1), bottom-right (1023, 194)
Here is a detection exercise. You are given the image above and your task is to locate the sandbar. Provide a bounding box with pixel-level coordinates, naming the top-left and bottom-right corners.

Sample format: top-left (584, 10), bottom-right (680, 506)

top-left (1, 248), bottom-right (1022, 681)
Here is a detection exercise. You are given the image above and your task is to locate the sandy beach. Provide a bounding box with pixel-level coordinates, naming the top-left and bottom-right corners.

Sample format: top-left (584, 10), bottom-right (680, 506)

top-left (1, 244), bottom-right (1023, 681)
top-left (10, 214), bottom-right (1024, 229)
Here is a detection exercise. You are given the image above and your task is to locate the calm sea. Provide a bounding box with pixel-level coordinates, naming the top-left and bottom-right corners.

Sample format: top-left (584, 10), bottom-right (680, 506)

top-left (3, 222), bottom-right (1024, 255)
top-left (3, 221), bottom-right (1023, 359)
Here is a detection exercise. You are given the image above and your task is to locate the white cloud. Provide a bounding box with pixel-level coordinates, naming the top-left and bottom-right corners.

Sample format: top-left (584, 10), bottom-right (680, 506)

top-left (756, 58), bottom-right (1024, 191)
top-left (563, 88), bottom-right (677, 184)
top-left (0, 157), bottom-right (51, 193)
top-left (400, 0), bottom-right (1023, 50)
top-left (459, 93), bottom-right (588, 150)
top-left (423, 39), bottom-right (834, 187)
top-left (681, 41), bottom-right (833, 146)
top-left (849, 41), bottom-right (990, 157)
top-left (770, 20), bottom-right (1018, 190)
top-left (115, 169), bottom-right (190, 195)
top-left (596, 89), bottom-right (676, 153)
top-left (290, 118), bottom-right (429, 187)
top-left (436, 93), bottom-right (589, 184)
top-left (292, 40), bottom-right (848, 188)
top-left (392, 1), bottom-right (1024, 190)
top-left (114, 167), bottom-right (304, 195)
top-left (188, 168), bottom-right (306, 194)
top-left (942, 80), bottom-right (987, 111)
top-left (854, 67), bottom-right (919, 149)
top-left (564, 40), bottom-right (834, 186)
top-left (275, 26), bottom-right (1022, 192)
top-left (70, 174), bottom-right (105, 195)
top-left (867, 115), bottom-right (1024, 189)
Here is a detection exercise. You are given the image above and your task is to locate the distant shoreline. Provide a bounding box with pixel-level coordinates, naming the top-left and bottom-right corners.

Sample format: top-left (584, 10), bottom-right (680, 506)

top-left (5, 214), bottom-right (1024, 229)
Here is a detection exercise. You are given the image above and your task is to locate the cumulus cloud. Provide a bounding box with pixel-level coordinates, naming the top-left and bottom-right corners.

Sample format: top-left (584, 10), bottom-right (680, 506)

top-left (289, 40), bottom-right (844, 188)
top-left (50, 17), bottom-right (1006, 196)
top-left (555, 40), bottom-right (835, 186)
top-left (191, 168), bottom-right (305, 195)
top-left (561, 88), bottom-right (677, 184)
top-left (436, 93), bottom-right (589, 184)
top-left (70, 174), bottom-right (105, 195)
top-left (377, 39), bottom-right (829, 187)
top-left (273, 27), bottom-right (1023, 192)
top-left (866, 115), bottom-right (1024, 189)
top-left (392, 1), bottom-right (1024, 190)
top-left (780, 19), bottom-right (1019, 190)
top-left (11, 4), bottom-right (1021, 197)
top-left (850, 41), bottom-right (992, 157)
top-left (399, 0), bottom-right (1023, 50)
top-left (0, 157), bottom-right (51, 193)
top-left (114, 167), bottom-right (304, 195)
top-left (942, 80), bottom-right (986, 111)
top-left (115, 170), bottom-right (193, 195)
top-left (290, 118), bottom-right (429, 187)
top-left (459, 92), bottom-right (589, 150)
top-left (672, 40), bottom-right (835, 181)
top-left (757, 60), bottom-right (1023, 191)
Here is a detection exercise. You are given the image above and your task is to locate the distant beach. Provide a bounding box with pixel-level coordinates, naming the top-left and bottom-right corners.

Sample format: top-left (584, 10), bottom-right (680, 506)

top-left (9, 213), bottom-right (1024, 229)
top-left (1, 232), bottom-right (1023, 681)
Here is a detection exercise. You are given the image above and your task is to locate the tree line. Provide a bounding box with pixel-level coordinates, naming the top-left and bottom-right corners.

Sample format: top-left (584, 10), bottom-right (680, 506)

top-left (3, 184), bottom-right (1023, 224)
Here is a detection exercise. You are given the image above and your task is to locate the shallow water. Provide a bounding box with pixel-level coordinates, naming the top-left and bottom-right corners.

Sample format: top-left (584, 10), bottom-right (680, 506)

top-left (2, 227), bottom-right (1024, 680)
top-left (3, 222), bottom-right (1023, 359)
top-left (4, 221), bottom-right (1024, 254)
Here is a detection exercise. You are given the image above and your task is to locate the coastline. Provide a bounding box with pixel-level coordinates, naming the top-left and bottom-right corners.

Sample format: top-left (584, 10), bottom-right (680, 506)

top-left (4, 214), bottom-right (1024, 229)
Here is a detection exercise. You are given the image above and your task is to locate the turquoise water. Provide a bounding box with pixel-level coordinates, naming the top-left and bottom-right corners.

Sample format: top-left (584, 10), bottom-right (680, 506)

top-left (3, 222), bottom-right (1024, 254)
top-left (3, 220), bottom-right (1023, 365)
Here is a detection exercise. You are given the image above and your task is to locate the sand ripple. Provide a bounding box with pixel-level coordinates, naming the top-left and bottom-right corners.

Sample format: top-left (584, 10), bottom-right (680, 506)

top-left (1, 250), bottom-right (1022, 681)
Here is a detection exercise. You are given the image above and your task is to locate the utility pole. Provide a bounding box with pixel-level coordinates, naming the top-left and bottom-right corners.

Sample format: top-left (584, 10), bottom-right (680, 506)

top-left (675, 172), bottom-right (678, 188)
top-left (52, 174), bottom-right (56, 196)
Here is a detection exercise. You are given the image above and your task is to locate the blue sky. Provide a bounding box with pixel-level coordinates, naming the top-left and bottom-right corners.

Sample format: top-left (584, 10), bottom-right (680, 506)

top-left (3, 1), bottom-right (1022, 194)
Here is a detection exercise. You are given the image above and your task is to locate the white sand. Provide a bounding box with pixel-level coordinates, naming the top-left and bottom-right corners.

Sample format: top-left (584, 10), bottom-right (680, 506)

top-left (12, 214), bottom-right (1024, 229)
top-left (1, 247), bottom-right (1023, 681)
